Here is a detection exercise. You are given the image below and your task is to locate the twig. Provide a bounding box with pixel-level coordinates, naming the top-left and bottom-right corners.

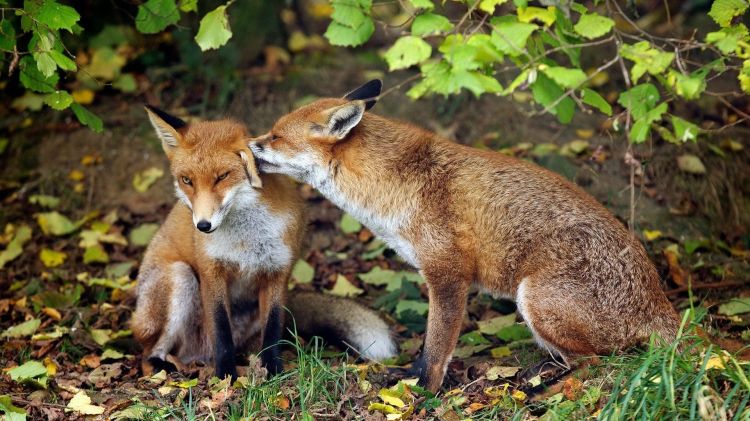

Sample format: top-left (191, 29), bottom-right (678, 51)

top-left (665, 281), bottom-right (746, 296)
top-left (379, 74), bottom-right (421, 99)
top-left (454, 0), bottom-right (481, 35)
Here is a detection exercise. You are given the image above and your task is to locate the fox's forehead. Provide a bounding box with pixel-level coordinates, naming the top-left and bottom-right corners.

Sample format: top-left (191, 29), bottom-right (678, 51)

top-left (181, 120), bottom-right (248, 147)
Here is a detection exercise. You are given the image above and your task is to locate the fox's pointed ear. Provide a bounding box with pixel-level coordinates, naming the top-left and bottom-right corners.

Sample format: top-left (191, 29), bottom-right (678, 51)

top-left (319, 101), bottom-right (366, 140)
top-left (239, 149), bottom-right (263, 189)
top-left (343, 79), bottom-right (381, 110)
top-left (144, 105), bottom-right (187, 153)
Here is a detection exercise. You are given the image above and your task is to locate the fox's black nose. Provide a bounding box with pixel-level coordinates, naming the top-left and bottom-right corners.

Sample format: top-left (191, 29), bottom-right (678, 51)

top-left (196, 220), bottom-right (212, 232)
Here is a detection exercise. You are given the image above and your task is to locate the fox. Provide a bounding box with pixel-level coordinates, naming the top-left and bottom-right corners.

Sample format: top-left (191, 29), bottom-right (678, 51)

top-left (248, 80), bottom-right (682, 392)
top-left (131, 106), bottom-right (396, 380)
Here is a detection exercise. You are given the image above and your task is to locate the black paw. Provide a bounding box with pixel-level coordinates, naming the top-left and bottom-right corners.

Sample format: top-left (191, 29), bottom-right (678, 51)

top-left (215, 356), bottom-right (238, 381)
top-left (147, 357), bottom-right (177, 374)
top-left (262, 356), bottom-right (284, 376)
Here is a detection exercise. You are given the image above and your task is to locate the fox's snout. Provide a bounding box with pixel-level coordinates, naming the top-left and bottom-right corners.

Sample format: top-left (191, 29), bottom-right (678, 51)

top-left (196, 220), bottom-right (212, 232)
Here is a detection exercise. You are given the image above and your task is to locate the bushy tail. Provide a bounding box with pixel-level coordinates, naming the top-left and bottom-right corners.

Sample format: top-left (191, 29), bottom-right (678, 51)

top-left (286, 291), bottom-right (397, 362)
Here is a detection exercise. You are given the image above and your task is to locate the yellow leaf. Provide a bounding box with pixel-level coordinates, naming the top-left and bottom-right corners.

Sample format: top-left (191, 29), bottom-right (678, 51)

top-left (40, 248), bottom-right (66, 268)
top-left (575, 129), bottom-right (595, 139)
top-left (288, 31), bottom-right (309, 53)
top-left (643, 230), bottom-right (663, 241)
top-left (379, 388), bottom-right (406, 408)
top-left (484, 385), bottom-right (509, 398)
top-left (44, 357), bottom-right (58, 376)
top-left (327, 274), bottom-right (364, 297)
top-left (511, 389), bottom-right (527, 401)
top-left (42, 307), bottom-right (62, 320)
top-left (368, 402), bottom-right (400, 415)
top-left (66, 391), bottom-right (105, 415)
top-left (68, 169), bottom-right (85, 181)
top-left (72, 89), bottom-right (95, 105)
top-left (80, 153), bottom-right (101, 166)
top-left (308, 2), bottom-right (333, 18)
top-left (132, 167), bottom-right (164, 193)
top-left (706, 355), bottom-right (726, 370)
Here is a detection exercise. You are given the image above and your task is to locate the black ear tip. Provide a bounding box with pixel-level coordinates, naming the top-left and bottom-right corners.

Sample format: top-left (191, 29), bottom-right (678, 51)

top-left (344, 79), bottom-right (384, 103)
top-left (144, 104), bottom-right (187, 129)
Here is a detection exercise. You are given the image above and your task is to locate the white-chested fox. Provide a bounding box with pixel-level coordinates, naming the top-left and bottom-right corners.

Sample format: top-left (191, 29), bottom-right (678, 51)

top-left (248, 80), bottom-right (681, 391)
top-left (131, 106), bottom-right (395, 380)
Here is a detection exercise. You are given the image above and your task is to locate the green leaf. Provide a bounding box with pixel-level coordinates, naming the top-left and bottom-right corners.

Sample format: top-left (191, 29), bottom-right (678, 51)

top-left (517, 6), bottom-right (556, 26)
top-left (620, 41), bottom-right (674, 82)
top-left (496, 324), bottom-right (532, 342)
top-left (179, 0), bottom-right (197, 12)
top-left (340, 213), bottom-right (362, 234)
top-left (459, 330), bottom-right (490, 346)
top-left (395, 300), bottom-right (429, 316)
top-left (573, 13), bottom-right (615, 39)
top-left (129, 223), bottom-right (160, 247)
top-left (8, 360), bottom-right (48, 387)
top-left (629, 102), bottom-right (667, 143)
top-left (708, 0), bottom-right (749, 27)
top-left (112, 73), bottom-right (137, 92)
top-left (531, 72), bottom-right (575, 124)
top-left (706, 24), bottom-right (749, 53)
top-left (83, 244), bottom-right (109, 264)
top-left (324, 18), bottom-right (374, 47)
top-left (49, 50), bottom-right (76, 71)
top-left (44, 90), bottom-right (73, 110)
top-left (407, 0), bottom-right (434, 10)
top-left (0, 19), bottom-right (16, 51)
top-left (671, 116), bottom-right (700, 143)
top-left (676, 154), bottom-right (706, 174)
top-left (541, 66), bottom-right (587, 89)
top-left (0, 225), bottom-right (32, 269)
top-left (133, 167), bottom-right (164, 192)
top-left (581, 88), bottom-right (612, 115)
top-left (331, 2), bottom-right (366, 28)
top-left (195, 5), bottom-right (233, 51)
top-left (740, 59), bottom-right (750, 93)
top-left (135, 0), bottom-right (180, 34)
top-left (0, 395), bottom-right (27, 420)
top-left (666, 69), bottom-right (707, 100)
top-left (291, 259), bottom-right (314, 284)
top-left (36, 211), bottom-right (76, 236)
top-left (411, 13), bottom-right (453, 37)
top-left (617, 83), bottom-right (660, 120)
top-left (358, 267), bottom-right (422, 291)
top-left (479, 0), bottom-right (508, 13)
top-left (36, 0), bottom-right (80, 31)
top-left (71, 103), bottom-right (104, 132)
top-left (383, 36), bottom-right (432, 71)
top-left (490, 16), bottom-right (537, 56)
top-left (2, 319), bottom-right (41, 338)
top-left (477, 314), bottom-right (516, 335)
top-left (717, 297), bottom-right (750, 316)
top-left (33, 51), bottom-right (57, 78)
top-left (20, 57), bottom-right (59, 93)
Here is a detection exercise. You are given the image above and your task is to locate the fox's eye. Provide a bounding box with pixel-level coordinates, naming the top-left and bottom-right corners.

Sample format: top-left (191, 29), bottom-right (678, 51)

top-left (181, 176), bottom-right (192, 185)
top-left (270, 134), bottom-right (279, 141)
top-left (217, 171), bottom-right (229, 181)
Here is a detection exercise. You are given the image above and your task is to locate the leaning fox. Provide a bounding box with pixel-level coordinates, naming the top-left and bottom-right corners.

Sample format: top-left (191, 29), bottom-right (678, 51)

top-left (249, 80), bottom-right (681, 391)
top-left (131, 106), bottom-right (395, 379)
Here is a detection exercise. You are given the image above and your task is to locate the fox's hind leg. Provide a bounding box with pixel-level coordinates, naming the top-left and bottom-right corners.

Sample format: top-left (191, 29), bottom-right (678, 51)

top-left (132, 262), bottom-right (199, 375)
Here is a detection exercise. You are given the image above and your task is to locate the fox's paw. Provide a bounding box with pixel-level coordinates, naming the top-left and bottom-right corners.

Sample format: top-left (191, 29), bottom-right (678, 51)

top-left (147, 357), bottom-right (177, 374)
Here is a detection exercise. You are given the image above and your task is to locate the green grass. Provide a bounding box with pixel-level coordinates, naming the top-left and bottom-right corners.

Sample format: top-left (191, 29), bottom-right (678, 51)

top-left (121, 313), bottom-right (749, 420)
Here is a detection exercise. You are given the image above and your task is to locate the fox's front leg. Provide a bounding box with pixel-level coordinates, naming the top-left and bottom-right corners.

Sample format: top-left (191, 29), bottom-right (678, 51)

top-left (257, 271), bottom-right (288, 375)
top-left (200, 264), bottom-right (237, 380)
top-left (412, 266), bottom-right (471, 392)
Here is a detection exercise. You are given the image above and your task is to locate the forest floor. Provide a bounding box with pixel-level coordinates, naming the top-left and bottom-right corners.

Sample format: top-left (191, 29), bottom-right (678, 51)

top-left (1, 52), bottom-right (749, 420)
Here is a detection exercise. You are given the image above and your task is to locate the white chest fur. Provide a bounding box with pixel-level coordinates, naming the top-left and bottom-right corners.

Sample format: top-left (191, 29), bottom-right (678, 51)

top-left (203, 198), bottom-right (293, 277)
top-left (310, 170), bottom-right (420, 268)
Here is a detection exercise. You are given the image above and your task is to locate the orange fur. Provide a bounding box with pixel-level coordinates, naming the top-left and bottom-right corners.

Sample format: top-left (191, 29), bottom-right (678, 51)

top-left (132, 109), bottom-right (304, 379)
top-left (250, 82), bottom-right (681, 392)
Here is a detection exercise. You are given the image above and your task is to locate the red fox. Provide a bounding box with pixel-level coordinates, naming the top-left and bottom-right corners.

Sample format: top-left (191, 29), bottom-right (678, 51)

top-left (131, 106), bottom-right (396, 380)
top-left (248, 80), bottom-right (681, 392)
